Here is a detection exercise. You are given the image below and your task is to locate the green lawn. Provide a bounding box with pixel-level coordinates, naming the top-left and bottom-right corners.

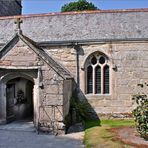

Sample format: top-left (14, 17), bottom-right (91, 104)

top-left (84, 119), bottom-right (135, 148)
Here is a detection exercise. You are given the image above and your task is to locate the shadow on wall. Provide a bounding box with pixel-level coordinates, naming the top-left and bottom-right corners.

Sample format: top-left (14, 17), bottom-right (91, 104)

top-left (63, 44), bottom-right (101, 133)
top-left (65, 81), bottom-right (101, 133)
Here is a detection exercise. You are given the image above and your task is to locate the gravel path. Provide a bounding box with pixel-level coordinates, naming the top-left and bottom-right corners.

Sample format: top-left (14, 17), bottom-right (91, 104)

top-left (0, 122), bottom-right (84, 148)
top-left (0, 130), bottom-right (84, 148)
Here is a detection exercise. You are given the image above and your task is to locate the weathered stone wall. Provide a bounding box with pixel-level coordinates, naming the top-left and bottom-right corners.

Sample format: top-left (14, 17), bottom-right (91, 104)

top-left (39, 67), bottom-right (64, 122)
top-left (0, 40), bottom-right (39, 67)
top-left (46, 42), bottom-right (148, 115)
top-left (0, 39), bottom-right (71, 127)
top-left (0, 10), bottom-right (148, 118)
top-left (0, 0), bottom-right (21, 17)
top-left (63, 80), bottom-right (73, 118)
top-left (45, 47), bottom-right (77, 78)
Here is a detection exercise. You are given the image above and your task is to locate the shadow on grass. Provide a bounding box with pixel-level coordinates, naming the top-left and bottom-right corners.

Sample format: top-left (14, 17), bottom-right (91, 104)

top-left (84, 119), bottom-right (101, 129)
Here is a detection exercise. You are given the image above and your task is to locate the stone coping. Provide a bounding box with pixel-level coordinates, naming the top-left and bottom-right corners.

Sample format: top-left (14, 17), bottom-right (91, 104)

top-left (0, 8), bottom-right (148, 20)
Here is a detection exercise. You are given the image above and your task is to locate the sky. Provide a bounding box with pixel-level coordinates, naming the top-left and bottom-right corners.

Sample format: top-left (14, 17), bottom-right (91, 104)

top-left (22, 0), bottom-right (148, 14)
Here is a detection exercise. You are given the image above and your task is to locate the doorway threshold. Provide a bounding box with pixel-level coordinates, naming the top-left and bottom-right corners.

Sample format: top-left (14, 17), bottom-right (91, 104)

top-left (0, 120), bottom-right (35, 132)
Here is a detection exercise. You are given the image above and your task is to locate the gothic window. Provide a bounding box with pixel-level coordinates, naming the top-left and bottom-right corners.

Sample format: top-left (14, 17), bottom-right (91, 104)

top-left (86, 53), bottom-right (110, 94)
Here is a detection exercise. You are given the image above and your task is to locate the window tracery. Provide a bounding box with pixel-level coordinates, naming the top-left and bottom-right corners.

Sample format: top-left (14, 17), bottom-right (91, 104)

top-left (85, 53), bottom-right (110, 94)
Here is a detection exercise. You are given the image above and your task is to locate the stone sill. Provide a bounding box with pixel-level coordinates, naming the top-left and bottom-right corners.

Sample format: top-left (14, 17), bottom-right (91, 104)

top-left (85, 94), bottom-right (111, 100)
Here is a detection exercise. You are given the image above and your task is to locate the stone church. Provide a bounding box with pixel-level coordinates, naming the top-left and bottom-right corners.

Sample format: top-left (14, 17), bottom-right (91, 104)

top-left (0, 0), bottom-right (148, 133)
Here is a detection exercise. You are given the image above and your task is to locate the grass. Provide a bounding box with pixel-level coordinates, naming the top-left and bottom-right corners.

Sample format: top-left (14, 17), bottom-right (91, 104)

top-left (84, 119), bottom-right (135, 148)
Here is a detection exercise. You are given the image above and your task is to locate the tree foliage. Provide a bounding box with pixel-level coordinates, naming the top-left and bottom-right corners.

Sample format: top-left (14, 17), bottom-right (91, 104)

top-left (132, 83), bottom-right (148, 139)
top-left (61, 0), bottom-right (98, 12)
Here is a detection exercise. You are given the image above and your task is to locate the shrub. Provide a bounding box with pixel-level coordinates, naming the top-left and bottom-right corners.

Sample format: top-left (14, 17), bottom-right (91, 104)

top-left (61, 0), bottom-right (98, 12)
top-left (132, 83), bottom-right (148, 139)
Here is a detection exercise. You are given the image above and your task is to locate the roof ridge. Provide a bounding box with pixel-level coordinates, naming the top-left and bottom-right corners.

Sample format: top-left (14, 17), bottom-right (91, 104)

top-left (0, 8), bottom-right (148, 20)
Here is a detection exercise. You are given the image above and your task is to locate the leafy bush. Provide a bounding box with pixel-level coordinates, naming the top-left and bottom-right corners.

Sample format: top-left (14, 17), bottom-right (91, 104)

top-left (132, 83), bottom-right (148, 139)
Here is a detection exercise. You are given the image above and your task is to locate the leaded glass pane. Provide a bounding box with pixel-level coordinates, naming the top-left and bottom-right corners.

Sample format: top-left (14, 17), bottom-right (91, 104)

top-left (87, 66), bottom-right (93, 93)
top-left (95, 66), bottom-right (101, 94)
top-left (103, 65), bottom-right (109, 94)
top-left (91, 56), bottom-right (97, 65)
top-left (99, 56), bottom-right (105, 64)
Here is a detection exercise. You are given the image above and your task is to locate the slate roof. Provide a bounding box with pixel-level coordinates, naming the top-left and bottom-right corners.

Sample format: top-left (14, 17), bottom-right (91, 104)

top-left (0, 32), bottom-right (72, 80)
top-left (0, 8), bottom-right (148, 43)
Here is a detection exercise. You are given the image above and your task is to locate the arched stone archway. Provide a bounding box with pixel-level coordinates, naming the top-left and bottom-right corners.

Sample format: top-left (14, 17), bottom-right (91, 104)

top-left (0, 72), bottom-right (35, 84)
top-left (0, 71), bottom-right (39, 126)
top-left (6, 77), bottom-right (34, 122)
